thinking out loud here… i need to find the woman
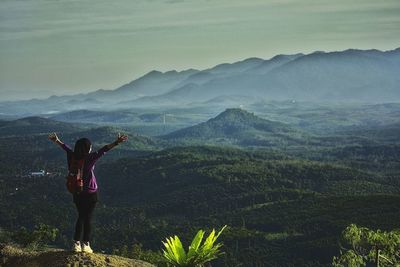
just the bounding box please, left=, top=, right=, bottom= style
left=48, top=132, right=128, bottom=253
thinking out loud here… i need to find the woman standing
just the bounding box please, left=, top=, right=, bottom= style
left=48, top=132, right=128, bottom=253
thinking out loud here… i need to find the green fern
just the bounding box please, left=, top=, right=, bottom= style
left=162, top=225, right=227, bottom=267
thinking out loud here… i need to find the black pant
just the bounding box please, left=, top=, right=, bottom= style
left=73, top=192, right=98, bottom=242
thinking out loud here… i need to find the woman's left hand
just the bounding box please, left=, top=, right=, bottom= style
left=116, top=133, right=128, bottom=144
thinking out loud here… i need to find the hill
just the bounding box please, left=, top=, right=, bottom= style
left=0, top=117, right=159, bottom=152
left=337, top=122, right=400, bottom=144
left=0, top=244, right=155, bottom=267
left=161, top=108, right=306, bottom=146
left=63, top=126, right=161, bottom=151
left=0, top=117, right=88, bottom=137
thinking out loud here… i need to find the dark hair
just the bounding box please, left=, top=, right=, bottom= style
left=74, top=138, right=92, bottom=160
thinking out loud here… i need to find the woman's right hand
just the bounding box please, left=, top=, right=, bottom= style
left=48, top=132, right=60, bottom=143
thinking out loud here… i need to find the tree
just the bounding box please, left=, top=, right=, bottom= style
left=333, top=224, right=400, bottom=267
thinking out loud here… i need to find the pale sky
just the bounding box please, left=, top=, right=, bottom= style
left=1, top=0, right=399, bottom=100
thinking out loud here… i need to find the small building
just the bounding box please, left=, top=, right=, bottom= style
left=30, top=170, right=46, bottom=177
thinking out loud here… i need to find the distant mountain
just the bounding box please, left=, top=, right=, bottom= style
left=258, top=49, right=400, bottom=102
left=0, top=116, right=87, bottom=137
left=1, top=48, right=399, bottom=116
left=161, top=108, right=305, bottom=146
left=0, top=69, right=199, bottom=115
left=248, top=53, right=304, bottom=74
left=206, top=57, right=265, bottom=75
left=85, top=69, right=199, bottom=103
left=135, top=48, right=400, bottom=104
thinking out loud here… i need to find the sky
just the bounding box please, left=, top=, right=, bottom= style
left=1, top=0, right=399, bottom=101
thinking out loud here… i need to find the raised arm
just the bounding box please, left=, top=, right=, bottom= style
left=48, top=132, right=72, bottom=153
left=91, top=133, right=129, bottom=162
left=105, top=132, right=128, bottom=150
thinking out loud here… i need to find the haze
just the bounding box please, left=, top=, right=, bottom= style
left=1, top=0, right=399, bottom=100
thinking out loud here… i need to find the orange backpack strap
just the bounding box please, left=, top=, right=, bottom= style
left=66, top=154, right=85, bottom=194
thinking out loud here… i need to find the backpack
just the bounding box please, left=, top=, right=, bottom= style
left=65, top=155, right=85, bottom=194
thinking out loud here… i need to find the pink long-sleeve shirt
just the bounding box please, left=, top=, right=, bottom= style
left=61, top=143, right=110, bottom=193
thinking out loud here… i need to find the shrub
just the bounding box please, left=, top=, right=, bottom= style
left=162, top=225, right=227, bottom=267
left=13, top=223, right=58, bottom=250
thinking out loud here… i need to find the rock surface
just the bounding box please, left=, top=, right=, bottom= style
left=0, top=244, right=156, bottom=267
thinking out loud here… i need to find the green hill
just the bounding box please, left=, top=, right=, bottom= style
left=162, top=108, right=306, bottom=146
left=0, top=117, right=162, bottom=152
left=340, top=122, right=400, bottom=144
left=63, top=126, right=161, bottom=151
left=0, top=116, right=88, bottom=137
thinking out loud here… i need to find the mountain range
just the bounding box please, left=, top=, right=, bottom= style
left=1, top=48, right=399, bottom=116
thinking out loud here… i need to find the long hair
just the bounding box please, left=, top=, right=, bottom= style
left=74, top=138, right=91, bottom=160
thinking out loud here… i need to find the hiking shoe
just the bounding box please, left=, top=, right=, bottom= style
left=72, top=240, right=81, bottom=252
left=82, top=242, right=93, bottom=253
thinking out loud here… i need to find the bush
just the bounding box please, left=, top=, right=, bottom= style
left=13, top=223, right=58, bottom=250
left=162, top=225, right=227, bottom=267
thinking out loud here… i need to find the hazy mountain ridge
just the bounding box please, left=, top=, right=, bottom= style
left=247, top=53, right=304, bottom=74
left=116, top=48, right=400, bottom=106
left=1, top=48, right=399, bottom=116
left=93, top=69, right=199, bottom=101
